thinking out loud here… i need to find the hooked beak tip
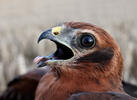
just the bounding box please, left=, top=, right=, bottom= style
left=37, top=29, right=52, bottom=44
left=37, top=39, right=41, bottom=44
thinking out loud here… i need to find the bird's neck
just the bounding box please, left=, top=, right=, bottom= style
left=35, top=68, right=124, bottom=100
left=59, top=67, right=124, bottom=92
left=35, top=70, right=70, bottom=100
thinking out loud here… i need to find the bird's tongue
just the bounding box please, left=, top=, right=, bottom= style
left=33, top=56, right=50, bottom=67
left=33, top=56, right=49, bottom=64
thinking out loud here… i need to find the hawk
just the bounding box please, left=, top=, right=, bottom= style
left=0, top=22, right=136, bottom=100
left=35, top=22, right=137, bottom=100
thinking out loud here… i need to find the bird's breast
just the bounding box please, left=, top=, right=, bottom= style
left=35, top=71, right=71, bottom=100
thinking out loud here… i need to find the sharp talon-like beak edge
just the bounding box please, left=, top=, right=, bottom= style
left=37, top=29, right=52, bottom=44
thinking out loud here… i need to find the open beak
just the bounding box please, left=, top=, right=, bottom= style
left=34, top=27, right=74, bottom=68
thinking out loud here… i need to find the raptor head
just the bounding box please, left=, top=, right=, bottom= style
left=34, top=22, right=124, bottom=92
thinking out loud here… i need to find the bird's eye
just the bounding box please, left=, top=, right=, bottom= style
left=79, top=34, right=95, bottom=48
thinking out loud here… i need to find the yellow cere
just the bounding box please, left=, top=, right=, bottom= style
left=52, top=26, right=62, bottom=35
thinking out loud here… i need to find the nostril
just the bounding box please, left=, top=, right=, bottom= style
left=53, top=32, right=59, bottom=35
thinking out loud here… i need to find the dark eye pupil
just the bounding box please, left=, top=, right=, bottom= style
left=80, top=35, right=95, bottom=48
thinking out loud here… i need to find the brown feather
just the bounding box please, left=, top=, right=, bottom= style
left=0, top=67, right=49, bottom=100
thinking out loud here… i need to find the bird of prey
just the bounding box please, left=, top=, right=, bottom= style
left=35, top=22, right=137, bottom=100
left=0, top=22, right=137, bottom=100
left=0, top=69, right=137, bottom=100
left=0, top=70, right=137, bottom=100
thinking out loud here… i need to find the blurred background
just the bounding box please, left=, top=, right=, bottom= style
left=0, top=0, right=137, bottom=94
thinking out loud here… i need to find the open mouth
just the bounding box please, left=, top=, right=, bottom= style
left=34, top=40, right=74, bottom=67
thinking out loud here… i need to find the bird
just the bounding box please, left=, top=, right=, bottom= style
left=0, top=22, right=137, bottom=100
left=34, top=22, right=137, bottom=100
left=0, top=68, right=137, bottom=100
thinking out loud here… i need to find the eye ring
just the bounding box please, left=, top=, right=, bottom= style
left=78, top=33, right=96, bottom=49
